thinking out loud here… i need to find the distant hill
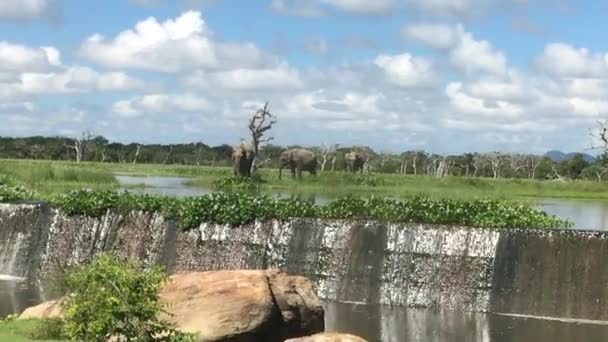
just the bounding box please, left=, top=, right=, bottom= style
left=545, top=150, right=596, bottom=163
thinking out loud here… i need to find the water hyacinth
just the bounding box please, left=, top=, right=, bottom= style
left=0, top=185, right=35, bottom=203
left=24, top=189, right=571, bottom=230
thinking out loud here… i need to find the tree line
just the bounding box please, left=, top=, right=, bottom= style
left=1, top=135, right=607, bottom=181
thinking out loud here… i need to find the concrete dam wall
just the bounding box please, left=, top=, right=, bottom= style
left=1, top=202, right=607, bottom=321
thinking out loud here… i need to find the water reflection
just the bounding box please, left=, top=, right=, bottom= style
left=0, top=280, right=44, bottom=318
left=115, top=174, right=212, bottom=198
left=536, top=198, right=608, bottom=231
left=324, top=302, right=608, bottom=342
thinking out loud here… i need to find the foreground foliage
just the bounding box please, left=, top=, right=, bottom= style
left=61, top=254, right=196, bottom=341
left=46, top=188, right=572, bottom=229
left=0, top=316, right=66, bottom=341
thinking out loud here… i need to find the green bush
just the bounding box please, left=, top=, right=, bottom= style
left=61, top=253, right=192, bottom=341
left=41, top=189, right=573, bottom=229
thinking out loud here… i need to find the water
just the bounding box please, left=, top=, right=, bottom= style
left=115, top=173, right=212, bottom=198
left=537, top=198, right=608, bottom=231
left=3, top=286, right=608, bottom=342
left=323, top=302, right=608, bottom=342
left=114, top=174, right=608, bottom=231
left=0, top=279, right=45, bottom=318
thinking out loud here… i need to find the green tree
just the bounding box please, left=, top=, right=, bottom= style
left=560, top=154, right=589, bottom=180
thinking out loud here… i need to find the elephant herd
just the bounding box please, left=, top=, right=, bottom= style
left=231, top=141, right=368, bottom=179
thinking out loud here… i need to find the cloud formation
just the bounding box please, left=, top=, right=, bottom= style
left=0, top=0, right=58, bottom=22
left=79, top=11, right=275, bottom=72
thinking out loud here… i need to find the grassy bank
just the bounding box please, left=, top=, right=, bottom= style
left=2, top=158, right=608, bottom=201
left=0, top=319, right=66, bottom=342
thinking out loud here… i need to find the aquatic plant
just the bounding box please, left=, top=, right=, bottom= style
left=45, top=189, right=572, bottom=230
left=0, top=185, right=35, bottom=202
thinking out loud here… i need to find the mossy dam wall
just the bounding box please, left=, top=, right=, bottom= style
left=1, top=202, right=607, bottom=321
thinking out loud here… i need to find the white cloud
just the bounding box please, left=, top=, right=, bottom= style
left=19, top=67, right=148, bottom=94
left=407, top=0, right=483, bottom=17
left=404, top=23, right=507, bottom=76
left=270, top=0, right=395, bottom=16
left=445, top=82, right=523, bottom=118
left=183, top=64, right=304, bottom=91
left=402, top=23, right=458, bottom=50
left=0, top=42, right=62, bottom=73
left=536, top=43, right=608, bottom=78
left=320, top=0, right=395, bottom=15
left=112, top=94, right=211, bottom=118
left=374, top=53, right=436, bottom=87
left=0, top=0, right=56, bottom=21
left=79, top=11, right=275, bottom=72
left=270, top=0, right=326, bottom=17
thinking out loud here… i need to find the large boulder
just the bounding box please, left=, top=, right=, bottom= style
left=285, top=332, right=368, bottom=342
left=160, top=270, right=281, bottom=341
left=19, top=300, right=62, bottom=320
left=19, top=270, right=325, bottom=342
left=266, top=270, right=325, bottom=340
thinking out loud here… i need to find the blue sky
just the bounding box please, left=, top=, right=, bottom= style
left=1, top=0, right=607, bottom=154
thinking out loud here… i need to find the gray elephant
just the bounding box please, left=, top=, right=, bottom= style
left=345, top=151, right=367, bottom=173
left=232, top=142, right=255, bottom=177
left=279, top=148, right=318, bottom=179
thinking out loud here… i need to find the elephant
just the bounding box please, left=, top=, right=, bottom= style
left=278, top=148, right=318, bottom=179
left=231, top=142, right=255, bottom=177
left=345, top=151, right=367, bottom=173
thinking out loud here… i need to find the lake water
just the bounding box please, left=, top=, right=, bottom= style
left=3, top=280, right=608, bottom=342
left=115, top=174, right=608, bottom=231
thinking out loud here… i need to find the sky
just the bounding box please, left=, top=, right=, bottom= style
left=1, top=0, right=607, bottom=154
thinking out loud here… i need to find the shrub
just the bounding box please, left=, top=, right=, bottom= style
left=61, top=253, right=188, bottom=341
left=28, top=318, right=67, bottom=340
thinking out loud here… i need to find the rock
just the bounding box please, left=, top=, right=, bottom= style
left=265, top=269, right=324, bottom=340
left=160, top=270, right=281, bottom=341
left=285, top=332, right=368, bottom=342
left=19, top=300, right=63, bottom=320
left=18, top=270, right=325, bottom=342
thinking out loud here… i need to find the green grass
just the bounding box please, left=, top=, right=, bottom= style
left=0, top=159, right=118, bottom=197
left=192, top=170, right=608, bottom=202
left=3, top=158, right=608, bottom=202
left=0, top=319, right=67, bottom=342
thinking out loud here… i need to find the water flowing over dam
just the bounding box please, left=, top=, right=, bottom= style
left=1, top=201, right=608, bottom=324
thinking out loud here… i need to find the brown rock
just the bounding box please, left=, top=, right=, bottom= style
left=285, top=332, right=368, bottom=342
left=160, top=270, right=281, bottom=341
left=19, top=300, right=63, bottom=320
left=18, top=270, right=326, bottom=342
left=266, top=269, right=324, bottom=340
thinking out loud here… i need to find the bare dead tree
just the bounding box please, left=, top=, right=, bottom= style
left=163, top=145, right=174, bottom=165
left=552, top=165, right=566, bottom=181
left=487, top=152, right=505, bottom=179
left=525, top=155, right=543, bottom=179
left=589, top=120, right=608, bottom=151
left=319, top=143, right=339, bottom=172
left=65, top=131, right=93, bottom=163
left=248, top=102, right=277, bottom=171
left=132, top=144, right=143, bottom=164
left=508, top=154, right=527, bottom=176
